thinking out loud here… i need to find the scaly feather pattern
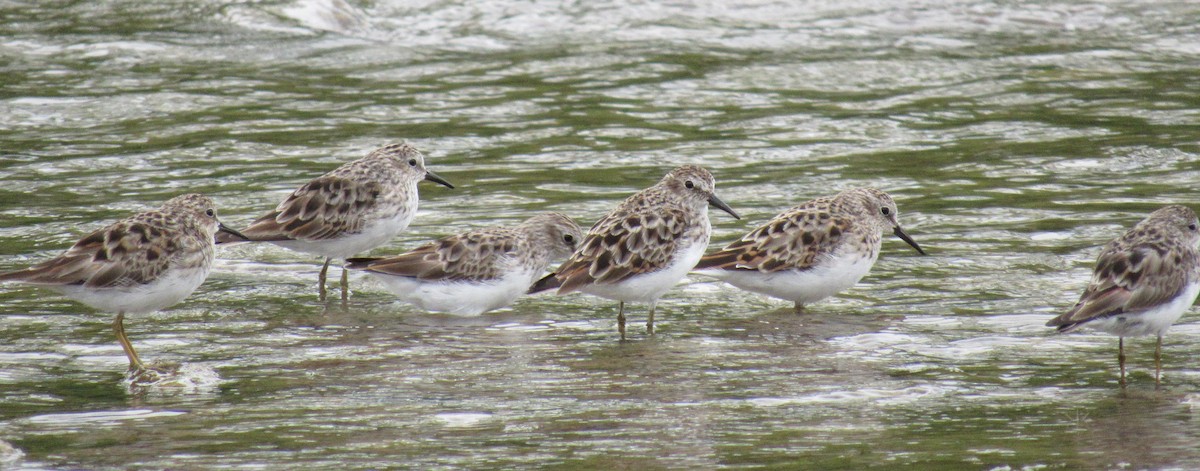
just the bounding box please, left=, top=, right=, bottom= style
left=1048, top=205, right=1200, bottom=333
left=696, top=196, right=854, bottom=273
left=348, top=212, right=580, bottom=283
left=0, top=194, right=230, bottom=289
left=545, top=165, right=733, bottom=296
left=215, top=142, right=453, bottom=301
left=346, top=213, right=582, bottom=315
left=232, top=143, right=449, bottom=245
left=0, top=193, right=245, bottom=373
left=696, top=188, right=923, bottom=274
left=692, top=188, right=924, bottom=308
left=529, top=165, right=738, bottom=339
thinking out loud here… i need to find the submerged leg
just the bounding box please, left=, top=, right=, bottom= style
left=646, top=302, right=656, bottom=335
left=1155, top=335, right=1163, bottom=388
left=617, top=301, right=626, bottom=341
left=318, top=257, right=331, bottom=301
left=1118, top=337, right=1127, bottom=388
left=340, top=265, right=349, bottom=305
left=113, top=312, right=146, bottom=372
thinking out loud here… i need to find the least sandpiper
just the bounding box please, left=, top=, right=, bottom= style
left=694, top=188, right=925, bottom=310
left=0, top=194, right=247, bottom=374
left=345, top=212, right=582, bottom=315
left=529, top=165, right=740, bottom=340
left=1046, top=205, right=1200, bottom=387
left=222, top=143, right=454, bottom=302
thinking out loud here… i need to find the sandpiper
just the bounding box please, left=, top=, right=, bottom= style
left=346, top=212, right=582, bottom=315
left=694, top=188, right=925, bottom=310
left=0, top=194, right=247, bottom=374
left=1047, top=205, right=1200, bottom=387
left=529, top=165, right=740, bottom=340
left=221, top=143, right=453, bottom=302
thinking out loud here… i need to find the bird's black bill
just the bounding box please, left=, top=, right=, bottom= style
left=893, top=226, right=926, bottom=255
left=424, top=170, right=455, bottom=189
left=218, top=223, right=250, bottom=241
left=708, top=194, right=740, bottom=220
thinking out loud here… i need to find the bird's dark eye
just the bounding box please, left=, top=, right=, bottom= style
left=1190, top=223, right=1197, bottom=231
left=685, top=180, right=694, bottom=189
left=205, top=209, right=215, bottom=217
left=881, top=207, right=891, bottom=216
left=408, top=158, right=418, bottom=166
left=563, top=234, right=575, bottom=244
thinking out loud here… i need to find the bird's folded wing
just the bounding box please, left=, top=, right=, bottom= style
left=241, top=176, right=383, bottom=242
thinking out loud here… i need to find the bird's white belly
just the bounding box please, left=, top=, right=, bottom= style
left=369, top=265, right=539, bottom=316
left=54, top=267, right=211, bottom=314
left=1086, top=281, right=1200, bottom=338
left=582, top=242, right=707, bottom=304
left=699, top=252, right=877, bottom=305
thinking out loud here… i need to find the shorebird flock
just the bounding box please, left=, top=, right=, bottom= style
left=2, top=143, right=1197, bottom=389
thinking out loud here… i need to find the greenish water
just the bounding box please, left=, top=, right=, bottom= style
left=4, top=0, right=1200, bottom=468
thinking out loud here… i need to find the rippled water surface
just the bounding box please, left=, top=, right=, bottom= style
left=4, top=0, right=1200, bottom=469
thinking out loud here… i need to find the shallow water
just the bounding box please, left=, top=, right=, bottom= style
left=3, top=0, right=1200, bottom=468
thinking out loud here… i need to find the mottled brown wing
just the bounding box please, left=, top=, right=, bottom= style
left=0, top=221, right=177, bottom=288
left=554, top=207, right=688, bottom=293
left=241, top=176, right=382, bottom=242
left=696, top=205, right=849, bottom=273
left=1049, top=243, right=1189, bottom=329
left=352, top=231, right=517, bottom=282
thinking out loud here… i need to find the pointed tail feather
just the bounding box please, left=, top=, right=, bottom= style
left=694, top=249, right=751, bottom=272
left=1045, top=307, right=1087, bottom=333
left=693, top=252, right=731, bottom=271
left=1046, top=296, right=1099, bottom=334
left=0, top=269, right=31, bottom=283
left=1045, top=316, right=1085, bottom=334
left=528, top=272, right=562, bottom=294
left=215, top=230, right=248, bottom=245
left=345, top=257, right=384, bottom=270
